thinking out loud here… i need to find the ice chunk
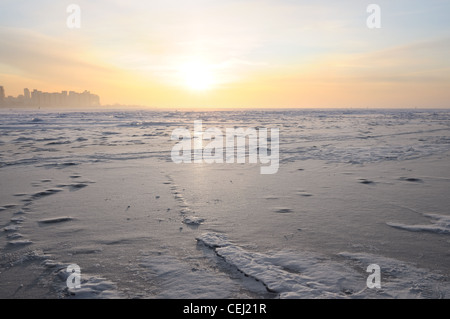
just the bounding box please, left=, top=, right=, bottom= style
left=183, top=216, right=205, bottom=226
left=387, top=213, right=450, bottom=235
left=39, top=216, right=74, bottom=224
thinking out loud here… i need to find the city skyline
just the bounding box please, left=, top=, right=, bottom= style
left=0, top=1, right=449, bottom=108
left=0, top=86, right=100, bottom=108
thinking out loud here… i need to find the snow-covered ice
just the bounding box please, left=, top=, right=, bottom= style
left=1, top=108, right=450, bottom=298
left=387, top=213, right=450, bottom=234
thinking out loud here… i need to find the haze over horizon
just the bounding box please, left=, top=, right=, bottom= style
left=1, top=0, right=449, bottom=109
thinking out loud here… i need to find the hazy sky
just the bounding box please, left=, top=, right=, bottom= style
left=1, top=0, right=449, bottom=108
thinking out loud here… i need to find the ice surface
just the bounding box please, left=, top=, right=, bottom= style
left=197, top=232, right=362, bottom=298
left=338, top=252, right=450, bottom=298
left=139, top=250, right=240, bottom=299
left=198, top=233, right=450, bottom=298
left=0, top=109, right=449, bottom=299
left=59, top=272, right=123, bottom=299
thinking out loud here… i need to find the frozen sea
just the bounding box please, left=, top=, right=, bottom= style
left=0, top=108, right=449, bottom=299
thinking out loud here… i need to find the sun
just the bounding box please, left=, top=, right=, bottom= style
left=180, top=61, right=214, bottom=91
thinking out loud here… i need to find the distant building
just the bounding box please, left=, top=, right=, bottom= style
left=0, top=86, right=5, bottom=106
left=0, top=86, right=101, bottom=108
left=24, top=88, right=30, bottom=100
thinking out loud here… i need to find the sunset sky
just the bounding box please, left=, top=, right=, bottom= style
left=0, top=0, right=449, bottom=108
